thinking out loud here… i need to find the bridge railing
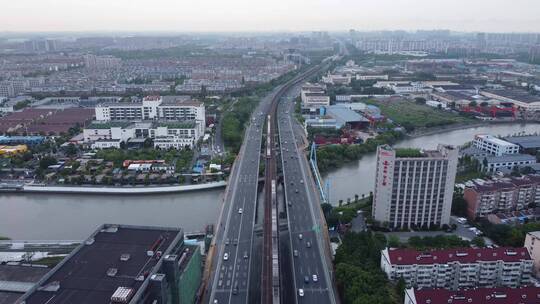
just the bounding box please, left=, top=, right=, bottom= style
left=309, top=142, right=328, bottom=204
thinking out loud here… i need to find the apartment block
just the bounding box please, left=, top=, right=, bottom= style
left=524, top=231, right=540, bottom=278
left=464, top=175, right=540, bottom=220
left=84, top=54, right=122, bottom=70
left=473, top=134, right=520, bottom=156
left=404, top=286, right=540, bottom=304
left=373, top=145, right=458, bottom=229
left=381, top=247, right=533, bottom=290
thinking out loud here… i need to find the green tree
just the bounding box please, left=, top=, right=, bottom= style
left=64, top=143, right=78, bottom=157
left=387, top=235, right=401, bottom=248
left=472, top=237, right=486, bottom=247
left=39, top=156, right=58, bottom=170
left=395, top=277, right=407, bottom=303
left=451, top=193, right=468, bottom=217
left=414, top=97, right=426, bottom=104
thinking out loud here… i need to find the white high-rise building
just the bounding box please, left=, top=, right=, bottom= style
left=373, top=144, right=458, bottom=229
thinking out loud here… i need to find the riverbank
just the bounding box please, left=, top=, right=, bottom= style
left=323, top=122, right=540, bottom=203
left=1, top=181, right=226, bottom=195
left=407, top=119, right=538, bottom=138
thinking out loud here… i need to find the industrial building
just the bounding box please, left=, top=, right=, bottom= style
left=300, top=83, right=330, bottom=111
left=95, top=96, right=205, bottom=135
left=84, top=121, right=201, bottom=150
left=505, top=135, right=540, bottom=153
left=482, top=153, right=536, bottom=173
left=19, top=224, right=202, bottom=304
left=373, top=145, right=458, bottom=229
left=304, top=105, right=370, bottom=129
left=0, top=264, right=49, bottom=304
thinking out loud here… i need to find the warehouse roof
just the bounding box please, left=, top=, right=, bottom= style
left=21, top=224, right=183, bottom=304
left=505, top=135, right=540, bottom=149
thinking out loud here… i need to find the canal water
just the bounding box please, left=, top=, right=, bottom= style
left=323, top=123, right=540, bottom=204
left=0, top=190, right=223, bottom=240
left=1, top=123, right=538, bottom=239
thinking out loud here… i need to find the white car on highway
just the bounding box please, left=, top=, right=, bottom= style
left=223, top=253, right=229, bottom=261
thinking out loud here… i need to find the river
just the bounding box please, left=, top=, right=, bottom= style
left=323, top=123, right=540, bottom=204
left=1, top=123, right=539, bottom=240
left=0, top=190, right=223, bottom=240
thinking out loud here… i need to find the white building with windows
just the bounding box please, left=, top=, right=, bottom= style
left=482, top=154, right=536, bottom=173
left=381, top=247, right=533, bottom=290
left=83, top=121, right=201, bottom=149
left=373, top=145, right=458, bottom=229
left=300, top=83, right=330, bottom=110
left=95, top=95, right=205, bottom=135
left=473, top=134, right=520, bottom=156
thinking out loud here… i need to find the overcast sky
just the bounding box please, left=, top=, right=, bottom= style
left=1, top=0, right=539, bottom=33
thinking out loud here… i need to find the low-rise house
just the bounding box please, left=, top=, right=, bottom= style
left=487, top=208, right=540, bottom=225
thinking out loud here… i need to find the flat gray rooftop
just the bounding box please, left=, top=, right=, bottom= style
left=505, top=135, right=540, bottom=149
left=22, top=225, right=182, bottom=304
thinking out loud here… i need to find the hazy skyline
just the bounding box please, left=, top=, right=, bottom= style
left=1, top=0, right=539, bottom=33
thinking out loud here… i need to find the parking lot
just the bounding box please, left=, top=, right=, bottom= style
left=383, top=216, right=489, bottom=244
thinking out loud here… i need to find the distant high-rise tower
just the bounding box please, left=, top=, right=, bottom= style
left=476, top=32, right=487, bottom=50
left=372, top=144, right=458, bottom=229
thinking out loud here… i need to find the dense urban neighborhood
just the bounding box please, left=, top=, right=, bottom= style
left=1, top=11, right=540, bottom=304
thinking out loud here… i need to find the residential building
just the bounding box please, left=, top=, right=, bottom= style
left=404, top=287, right=540, bottom=304
left=373, top=144, right=459, bottom=229
left=473, top=135, right=520, bottom=156
left=381, top=247, right=533, bottom=290
left=464, top=175, right=540, bottom=220
left=19, top=224, right=202, bottom=304
left=95, top=95, right=205, bottom=135
left=0, top=82, right=15, bottom=98
left=525, top=231, right=540, bottom=278
left=84, top=54, right=121, bottom=70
